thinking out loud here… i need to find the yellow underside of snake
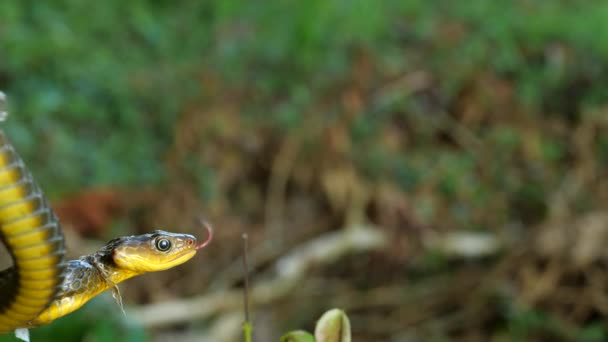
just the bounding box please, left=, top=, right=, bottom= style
left=0, top=130, right=211, bottom=333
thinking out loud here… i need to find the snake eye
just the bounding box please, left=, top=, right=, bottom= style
left=155, top=238, right=172, bottom=252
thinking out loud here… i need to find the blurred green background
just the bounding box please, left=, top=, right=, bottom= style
left=2, top=1, right=608, bottom=341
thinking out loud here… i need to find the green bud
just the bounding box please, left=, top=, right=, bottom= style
left=314, top=309, right=351, bottom=342
left=280, top=330, right=316, bottom=342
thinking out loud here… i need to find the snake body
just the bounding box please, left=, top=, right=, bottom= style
left=0, top=127, right=208, bottom=333
left=0, top=130, right=66, bottom=333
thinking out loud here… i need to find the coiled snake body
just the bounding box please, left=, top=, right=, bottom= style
left=0, top=129, right=209, bottom=333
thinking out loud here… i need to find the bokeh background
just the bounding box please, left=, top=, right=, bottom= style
left=2, top=1, right=608, bottom=341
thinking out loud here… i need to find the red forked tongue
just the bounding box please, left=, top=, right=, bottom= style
left=196, top=218, right=214, bottom=250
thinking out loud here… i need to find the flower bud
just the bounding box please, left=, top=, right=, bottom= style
left=314, top=309, right=351, bottom=342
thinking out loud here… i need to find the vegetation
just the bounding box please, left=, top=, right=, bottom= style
left=2, top=1, right=608, bottom=340
left=281, top=309, right=351, bottom=342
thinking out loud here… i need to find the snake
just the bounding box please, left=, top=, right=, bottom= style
left=0, top=125, right=212, bottom=333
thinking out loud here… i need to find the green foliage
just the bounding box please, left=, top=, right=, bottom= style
left=578, top=323, right=608, bottom=342
left=2, top=0, right=607, bottom=201
left=281, top=309, right=351, bottom=342
left=500, top=306, right=608, bottom=341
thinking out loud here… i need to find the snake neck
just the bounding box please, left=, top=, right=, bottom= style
left=29, top=240, right=139, bottom=327
left=85, top=237, right=140, bottom=286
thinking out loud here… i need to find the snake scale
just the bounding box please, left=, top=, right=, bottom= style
left=0, top=103, right=211, bottom=333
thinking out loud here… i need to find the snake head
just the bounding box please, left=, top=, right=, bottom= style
left=111, top=230, right=198, bottom=273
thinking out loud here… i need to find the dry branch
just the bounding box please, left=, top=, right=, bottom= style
left=128, top=225, right=387, bottom=327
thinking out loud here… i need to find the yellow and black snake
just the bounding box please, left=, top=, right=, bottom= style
left=0, top=126, right=211, bottom=333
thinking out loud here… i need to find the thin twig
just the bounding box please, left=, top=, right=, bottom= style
left=242, top=233, right=250, bottom=322
left=265, top=136, right=299, bottom=245
left=242, top=233, right=252, bottom=342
